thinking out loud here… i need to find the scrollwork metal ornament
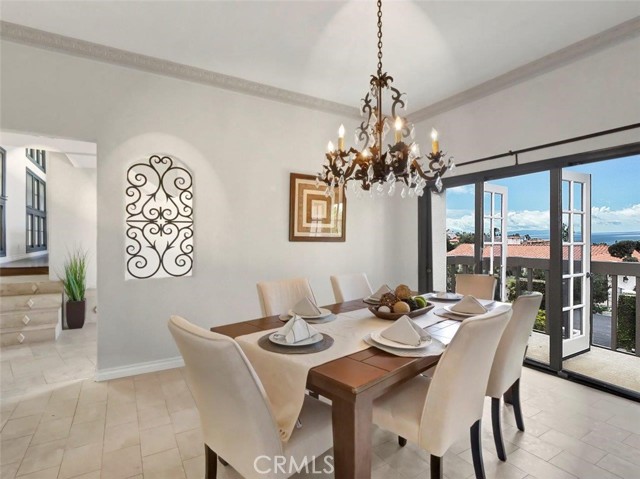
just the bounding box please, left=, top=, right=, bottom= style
left=125, top=155, right=193, bottom=280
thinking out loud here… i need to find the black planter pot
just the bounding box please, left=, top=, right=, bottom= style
left=66, top=300, right=86, bottom=329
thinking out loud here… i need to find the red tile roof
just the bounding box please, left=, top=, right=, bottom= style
left=448, top=243, right=640, bottom=262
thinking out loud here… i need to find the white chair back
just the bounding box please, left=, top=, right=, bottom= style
left=455, top=274, right=497, bottom=300
left=257, top=278, right=316, bottom=316
left=168, top=316, right=283, bottom=477
left=330, top=273, right=373, bottom=303
left=420, top=306, right=512, bottom=456
left=486, top=292, right=543, bottom=398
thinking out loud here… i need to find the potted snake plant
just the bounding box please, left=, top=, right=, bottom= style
left=61, top=249, right=88, bottom=329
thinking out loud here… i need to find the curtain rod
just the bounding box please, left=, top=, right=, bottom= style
left=455, top=123, right=640, bottom=168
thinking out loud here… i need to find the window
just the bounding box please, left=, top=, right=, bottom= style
left=26, top=148, right=46, bottom=172
left=0, top=147, right=6, bottom=257
left=26, top=170, right=47, bottom=252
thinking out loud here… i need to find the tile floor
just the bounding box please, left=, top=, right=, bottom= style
left=1, top=326, right=640, bottom=478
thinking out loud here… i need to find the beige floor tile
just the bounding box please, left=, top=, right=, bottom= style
left=17, top=439, right=66, bottom=477
left=170, top=407, right=200, bottom=434
left=48, top=382, right=83, bottom=402
left=137, top=402, right=171, bottom=430
left=66, top=418, right=105, bottom=448
left=597, top=453, right=639, bottom=479
left=101, top=444, right=142, bottom=479
left=103, top=421, right=140, bottom=453
left=140, top=423, right=178, bottom=457
left=105, top=401, right=137, bottom=428
left=458, top=448, right=527, bottom=479
left=9, top=394, right=50, bottom=420
left=182, top=455, right=204, bottom=479
left=582, top=430, right=640, bottom=466
left=538, top=429, right=607, bottom=464
left=31, top=416, right=73, bottom=445
left=176, top=427, right=204, bottom=461
left=142, top=447, right=186, bottom=478
left=0, top=461, right=19, bottom=479
left=0, top=434, right=31, bottom=465
left=550, top=450, right=620, bottom=479
left=507, top=449, right=576, bottom=479
left=623, top=433, right=640, bottom=451
left=14, top=464, right=60, bottom=478
left=58, top=442, right=103, bottom=479
left=502, top=426, right=563, bottom=461
left=73, top=401, right=106, bottom=425
left=41, top=397, right=78, bottom=421
left=164, top=389, right=195, bottom=414
left=67, top=471, right=100, bottom=479
left=107, top=378, right=136, bottom=405
left=1, top=413, right=41, bottom=439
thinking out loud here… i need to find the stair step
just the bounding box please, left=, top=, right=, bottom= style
left=0, top=308, right=61, bottom=329
left=0, top=324, right=58, bottom=346
left=0, top=281, right=64, bottom=297
left=0, top=293, right=62, bottom=312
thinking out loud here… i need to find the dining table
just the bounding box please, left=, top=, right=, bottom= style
left=211, top=297, right=505, bottom=479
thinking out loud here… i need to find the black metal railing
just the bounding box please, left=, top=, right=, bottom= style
left=446, top=254, right=639, bottom=356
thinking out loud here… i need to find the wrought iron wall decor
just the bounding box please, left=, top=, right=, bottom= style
left=125, top=155, right=193, bottom=280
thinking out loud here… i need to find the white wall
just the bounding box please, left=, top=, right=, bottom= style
left=410, top=36, right=640, bottom=290
left=0, top=41, right=411, bottom=374
left=46, top=152, right=97, bottom=289
left=0, top=147, right=47, bottom=263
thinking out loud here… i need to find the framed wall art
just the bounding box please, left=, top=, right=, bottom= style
left=289, top=173, right=346, bottom=242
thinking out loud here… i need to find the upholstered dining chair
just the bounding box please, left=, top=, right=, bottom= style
left=168, top=316, right=333, bottom=479
left=373, top=306, right=512, bottom=479
left=487, top=292, right=543, bottom=461
left=330, top=273, right=373, bottom=303
left=455, top=274, right=497, bottom=300
left=256, top=277, right=316, bottom=317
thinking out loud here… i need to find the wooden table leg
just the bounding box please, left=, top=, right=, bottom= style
left=331, top=395, right=373, bottom=479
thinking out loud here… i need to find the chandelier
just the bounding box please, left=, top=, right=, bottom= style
left=318, top=0, right=453, bottom=198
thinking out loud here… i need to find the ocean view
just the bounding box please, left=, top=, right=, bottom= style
left=511, top=230, right=640, bottom=245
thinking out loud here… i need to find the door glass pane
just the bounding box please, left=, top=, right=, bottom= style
left=446, top=184, right=476, bottom=292
left=494, top=223, right=502, bottom=241
left=562, top=278, right=570, bottom=307
left=494, top=193, right=503, bottom=216
left=573, top=276, right=583, bottom=304
left=573, top=308, right=583, bottom=335
left=574, top=246, right=583, bottom=273
left=573, top=214, right=583, bottom=243
left=562, top=180, right=570, bottom=210
left=484, top=192, right=492, bottom=216
left=573, top=182, right=583, bottom=211
left=26, top=177, right=33, bottom=208
left=562, top=310, right=570, bottom=339
left=484, top=218, right=492, bottom=242
left=562, top=213, right=570, bottom=242
left=562, top=246, right=570, bottom=274
left=40, top=185, right=46, bottom=211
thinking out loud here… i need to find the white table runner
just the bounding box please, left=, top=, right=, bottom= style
left=235, top=304, right=450, bottom=441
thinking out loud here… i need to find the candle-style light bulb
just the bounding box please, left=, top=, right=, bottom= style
left=394, top=116, right=403, bottom=143
left=431, top=128, right=439, bottom=154
left=327, top=141, right=335, bottom=152
left=338, top=124, right=345, bottom=151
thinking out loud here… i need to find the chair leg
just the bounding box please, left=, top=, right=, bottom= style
left=205, top=444, right=217, bottom=479
left=219, top=457, right=229, bottom=467
left=511, top=378, right=525, bottom=432
left=430, top=455, right=443, bottom=479
left=398, top=436, right=407, bottom=447
left=491, top=398, right=507, bottom=461
left=309, top=390, right=319, bottom=399
left=470, top=419, right=486, bottom=479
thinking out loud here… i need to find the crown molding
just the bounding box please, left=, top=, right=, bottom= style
left=0, top=20, right=360, bottom=119
left=409, top=16, right=640, bottom=123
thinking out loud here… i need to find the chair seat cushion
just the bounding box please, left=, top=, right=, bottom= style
left=280, top=395, right=333, bottom=475
left=373, top=375, right=431, bottom=445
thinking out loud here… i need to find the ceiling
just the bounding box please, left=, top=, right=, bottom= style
left=0, top=131, right=97, bottom=168
left=1, top=1, right=638, bottom=113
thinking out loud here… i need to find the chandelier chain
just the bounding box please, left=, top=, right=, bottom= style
left=377, top=0, right=383, bottom=76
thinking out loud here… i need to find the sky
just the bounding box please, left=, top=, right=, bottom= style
left=446, top=154, right=640, bottom=234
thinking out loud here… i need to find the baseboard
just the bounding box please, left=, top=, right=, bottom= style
left=94, top=356, right=184, bottom=381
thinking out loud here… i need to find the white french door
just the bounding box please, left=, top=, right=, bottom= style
left=561, top=171, right=591, bottom=357
left=483, top=184, right=508, bottom=301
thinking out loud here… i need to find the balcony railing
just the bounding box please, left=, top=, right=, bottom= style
left=446, top=254, right=639, bottom=356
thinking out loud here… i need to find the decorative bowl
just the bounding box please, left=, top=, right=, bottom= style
left=368, top=303, right=434, bottom=320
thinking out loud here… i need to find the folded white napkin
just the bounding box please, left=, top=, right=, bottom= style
left=451, top=295, right=487, bottom=315
left=381, top=315, right=430, bottom=347
left=371, top=284, right=392, bottom=300
left=273, top=315, right=319, bottom=344
left=435, top=291, right=456, bottom=299
left=292, top=297, right=322, bottom=316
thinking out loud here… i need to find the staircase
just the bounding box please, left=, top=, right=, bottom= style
left=0, top=278, right=63, bottom=346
